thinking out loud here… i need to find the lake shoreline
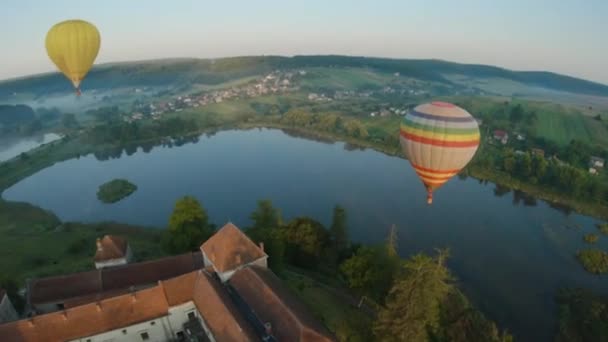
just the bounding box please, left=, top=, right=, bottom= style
left=1, top=121, right=607, bottom=222
left=240, top=122, right=608, bottom=222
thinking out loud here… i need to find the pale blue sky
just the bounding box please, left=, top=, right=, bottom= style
left=1, top=0, right=607, bottom=83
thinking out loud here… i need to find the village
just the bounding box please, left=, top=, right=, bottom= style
left=491, top=129, right=605, bottom=175
left=124, top=70, right=303, bottom=123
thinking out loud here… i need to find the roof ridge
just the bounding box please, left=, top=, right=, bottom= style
left=246, top=267, right=305, bottom=333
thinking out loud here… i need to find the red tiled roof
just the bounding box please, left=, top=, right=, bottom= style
left=230, top=266, right=335, bottom=342
left=493, top=130, right=507, bottom=137
left=201, top=223, right=266, bottom=273
left=29, top=252, right=204, bottom=306
left=0, top=286, right=169, bottom=342
left=102, top=252, right=204, bottom=292
left=6, top=265, right=331, bottom=342
left=192, top=271, right=258, bottom=341
left=63, top=288, right=133, bottom=309
left=161, top=272, right=197, bottom=307
left=29, top=270, right=102, bottom=305
left=94, top=235, right=128, bottom=262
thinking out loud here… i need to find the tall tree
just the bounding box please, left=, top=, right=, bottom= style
left=340, top=245, right=399, bottom=301
left=373, top=249, right=453, bottom=342
left=281, top=217, right=330, bottom=269
left=163, top=196, right=213, bottom=253
left=250, top=199, right=282, bottom=229
left=246, top=227, right=286, bottom=274
left=387, top=224, right=398, bottom=258
left=330, top=205, right=349, bottom=253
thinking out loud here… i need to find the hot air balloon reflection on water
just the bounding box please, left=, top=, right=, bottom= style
left=45, top=20, right=100, bottom=95
left=399, top=102, right=480, bottom=204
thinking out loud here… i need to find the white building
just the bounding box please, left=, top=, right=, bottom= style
left=94, top=235, right=132, bottom=269
left=1, top=223, right=334, bottom=342
left=0, top=289, right=18, bottom=323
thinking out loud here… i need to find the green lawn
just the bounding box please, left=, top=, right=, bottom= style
left=282, top=271, right=373, bottom=342
left=0, top=200, right=164, bottom=283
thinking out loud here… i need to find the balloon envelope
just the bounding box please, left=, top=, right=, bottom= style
left=399, top=102, right=480, bottom=204
left=45, top=20, right=100, bottom=94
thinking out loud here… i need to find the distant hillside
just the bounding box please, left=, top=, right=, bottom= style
left=1, top=55, right=607, bottom=99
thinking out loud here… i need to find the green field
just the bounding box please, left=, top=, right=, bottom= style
left=0, top=200, right=164, bottom=283
left=299, top=67, right=396, bottom=90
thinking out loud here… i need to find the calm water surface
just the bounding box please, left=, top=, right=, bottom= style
left=4, top=129, right=607, bottom=341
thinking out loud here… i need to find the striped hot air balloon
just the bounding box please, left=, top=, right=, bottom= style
left=400, top=102, right=480, bottom=204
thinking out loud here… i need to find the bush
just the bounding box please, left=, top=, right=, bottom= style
left=584, top=233, right=600, bottom=244
left=597, top=223, right=608, bottom=236
left=66, top=238, right=89, bottom=255
left=577, top=249, right=608, bottom=274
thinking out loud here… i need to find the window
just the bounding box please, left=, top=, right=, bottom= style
left=140, top=332, right=150, bottom=341
left=150, top=321, right=155, bottom=326
left=122, top=329, right=127, bottom=334
left=176, top=331, right=185, bottom=340
left=187, top=311, right=196, bottom=320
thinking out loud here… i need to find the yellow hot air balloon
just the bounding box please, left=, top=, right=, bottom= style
left=45, top=20, right=100, bottom=95
left=400, top=102, right=480, bottom=204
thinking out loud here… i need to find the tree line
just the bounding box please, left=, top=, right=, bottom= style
left=471, top=145, right=608, bottom=204
left=162, top=196, right=512, bottom=341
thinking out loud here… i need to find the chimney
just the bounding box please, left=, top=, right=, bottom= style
left=264, top=322, right=272, bottom=336
left=96, top=238, right=103, bottom=252
left=130, top=287, right=137, bottom=302
left=259, top=242, right=264, bottom=252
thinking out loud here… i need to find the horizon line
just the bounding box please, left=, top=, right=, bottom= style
left=1, top=54, right=606, bottom=87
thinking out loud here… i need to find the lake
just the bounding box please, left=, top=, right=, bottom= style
left=3, top=128, right=607, bottom=341
left=0, top=133, right=62, bottom=162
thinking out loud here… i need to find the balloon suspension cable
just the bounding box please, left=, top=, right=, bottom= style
left=75, top=88, right=81, bottom=96
left=426, top=188, right=433, bottom=205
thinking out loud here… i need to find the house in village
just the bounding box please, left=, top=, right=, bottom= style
left=493, top=130, right=509, bottom=145
left=531, top=148, right=545, bottom=158
left=590, top=156, right=605, bottom=169
left=1, top=223, right=334, bottom=342
left=94, top=235, right=132, bottom=270
left=0, top=289, right=18, bottom=323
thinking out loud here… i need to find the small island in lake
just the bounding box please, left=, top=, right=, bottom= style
left=97, top=179, right=137, bottom=203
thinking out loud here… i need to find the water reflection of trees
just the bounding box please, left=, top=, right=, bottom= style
left=548, top=202, right=573, bottom=216
left=512, top=190, right=537, bottom=207
left=92, top=134, right=202, bottom=161
left=343, top=142, right=366, bottom=151
left=281, top=129, right=335, bottom=145
left=493, top=184, right=511, bottom=197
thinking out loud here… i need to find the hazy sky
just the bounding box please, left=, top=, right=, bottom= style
left=1, top=0, right=606, bottom=83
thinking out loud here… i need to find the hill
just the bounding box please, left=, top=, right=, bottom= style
left=1, top=55, right=608, bottom=99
